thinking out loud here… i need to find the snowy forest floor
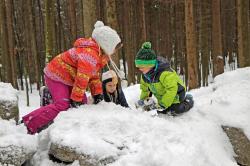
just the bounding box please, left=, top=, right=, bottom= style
left=3, top=67, right=249, bottom=166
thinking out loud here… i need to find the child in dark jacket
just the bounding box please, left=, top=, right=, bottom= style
left=22, top=21, right=122, bottom=134
left=101, top=70, right=129, bottom=107
left=135, top=42, right=194, bottom=115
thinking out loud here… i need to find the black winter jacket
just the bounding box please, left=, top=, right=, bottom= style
left=102, top=83, right=129, bottom=108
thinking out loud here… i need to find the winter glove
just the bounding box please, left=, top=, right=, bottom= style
left=136, top=99, right=145, bottom=108
left=184, top=94, right=194, bottom=109
left=136, top=98, right=158, bottom=111
left=143, top=98, right=158, bottom=111
left=93, top=94, right=103, bottom=104
left=71, top=100, right=83, bottom=108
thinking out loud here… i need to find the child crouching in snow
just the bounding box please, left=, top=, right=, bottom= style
left=135, top=42, right=194, bottom=116
left=101, top=70, right=129, bottom=108
left=21, top=21, right=122, bottom=134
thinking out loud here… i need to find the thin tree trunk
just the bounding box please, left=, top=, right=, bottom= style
left=0, top=0, right=10, bottom=82
left=237, top=0, right=250, bottom=67
left=185, top=0, right=199, bottom=89
left=27, top=0, right=41, bottom=89
left=13, top=0, right=24, bottom=90
left=68, top=0, right=77, bottom=43
left=138, top=0, right=146, bottom=44
left=104, top=0, right=120, bottom=67
left=199, top=0, right=211, bottom=86
left=5, top=0, right=18, bottom=89
left=24, top=56, right=30, bottom=106
left=130, top=0, right=137, bottom=84
left=56, top=0, right=62, bottom=52
left=221, top=0, right=237, bottom=65
left=76, top=0, right=84, bottom=37
left=212, top=0, right=224, bottom=77
left=45, top=0, right=56, bottom=63
left=82, top=0, right=97, bottom=37
left=165, top=2, right=172, bottom=61
left=37, top=0, right=45, bottom=85
left=123, top=0, right=134, bottom=85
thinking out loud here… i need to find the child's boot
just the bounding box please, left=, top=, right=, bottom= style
left=184, top=94, right=194, bottom=111
left=39, top=86, right=52, bottom=106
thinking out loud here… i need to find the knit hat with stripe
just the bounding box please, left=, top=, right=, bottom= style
left=135, top=42, right=157, bottom=67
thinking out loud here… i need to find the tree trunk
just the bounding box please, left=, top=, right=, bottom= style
left=37, top=0, right=45, bottom=85
left=45, top=0, right=56, bottom=63
left=0, top=0, right=10, bottom=82
left=137, top=0, right=146, bottom=45
left=185, top=0, right=199, bottom=89
left=76, top=0, right=84, bottom=37
left=123, top=0, right=135, bottom=85
left=56, top=0, right=63, bottom=52
left=68, top=0, right=77, bottom=43
left=221, top=0, right=237, bottom=66
left=165, top=2, right=173, bottom=61
left=212, top=0, right=224, bottom=77
left=5, top=0, right=18, bottom=89
left=104, top=0, right=120, bottom=67
left=82, top=0, right=97, bottom=37
left=199, top=0, right=211, bottom=86
left=237, top=0, right=250, bottom=67
left=27, top=0, right=41, bottom=89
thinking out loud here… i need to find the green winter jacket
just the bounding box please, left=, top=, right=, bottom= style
left=140, top=59, right=186, bottom=109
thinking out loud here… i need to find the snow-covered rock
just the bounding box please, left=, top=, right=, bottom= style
left=49, top=143, right=114, bottom=166
left=0, top=145, right=35, bottom=166
left=0, top=119, right=38, bottom=166
left=49, top=143, right=79, bottom=162
left=0, top=82, right=19, bottom=123
left=222, top=126, right=250, bottom=166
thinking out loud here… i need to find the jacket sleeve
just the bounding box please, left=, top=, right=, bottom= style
left=118, top=89, right=129, bottom=108
left=159, top=71, right=178, bottom=109
left=70, top=56, right=95, bottom=102
left=87, top=55, right=108, bottom=96
left=140, top=76, right=150, bottom=100
left=88, top=73, right=103, bottom=96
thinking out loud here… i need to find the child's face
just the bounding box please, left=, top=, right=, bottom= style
left=106, top=82, right=117, bottom=93
left=138, top=67, right=152, bottom=74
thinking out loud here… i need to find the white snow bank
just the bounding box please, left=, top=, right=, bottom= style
left=48, top=102, right=236, bottom=166
left=192, top=67, right=250, bottom=138
left=0, top=82, right=18, bottom=103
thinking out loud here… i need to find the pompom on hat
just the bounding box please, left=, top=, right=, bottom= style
left=92, top=21, right=121, bottom=56
left=135, top=42, right=157, bottom=67
left=102, top=70, right=118, bottom=85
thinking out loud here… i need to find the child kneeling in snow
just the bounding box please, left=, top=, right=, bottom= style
left=21, top=21, right=122, bottom=134
left=135, top=42, right=194, bottom=116
left=101, top=70, right=129, bottom=108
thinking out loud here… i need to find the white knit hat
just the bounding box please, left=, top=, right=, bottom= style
left=102, top=70, right=118, bottom=84
left=92, top=21, right=121, bottom=56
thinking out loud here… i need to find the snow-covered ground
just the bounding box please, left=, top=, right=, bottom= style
left=1, top=67, right=250, bottom=166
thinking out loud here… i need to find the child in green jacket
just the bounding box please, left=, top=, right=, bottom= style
left=135, top=42, right=194, bottom=115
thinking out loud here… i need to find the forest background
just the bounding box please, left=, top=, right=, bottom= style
left=1, top=0, right=250, bottom=97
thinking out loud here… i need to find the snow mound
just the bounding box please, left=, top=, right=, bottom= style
left=0, top=119, right=37, bottom=151
left=192, top=67, right=250, bottom=138
left=0, top=82, right=18, bottom=103
left=48, top=102, right=236, bottom=166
